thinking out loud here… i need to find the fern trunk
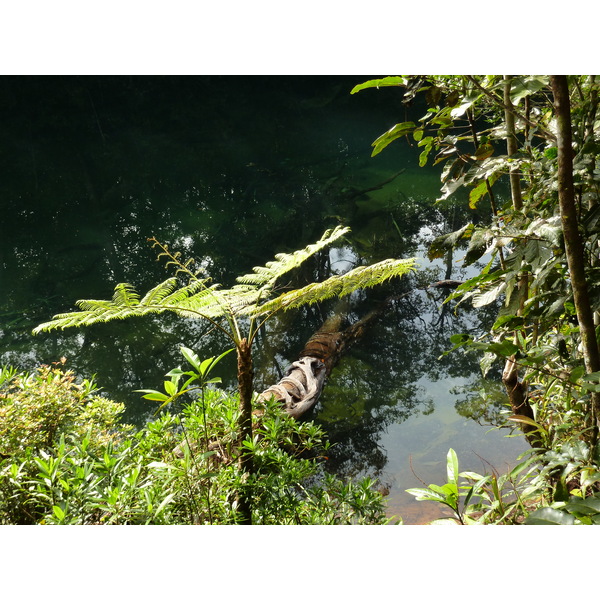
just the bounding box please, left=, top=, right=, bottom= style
left=236, top=338, right=254, bottom=524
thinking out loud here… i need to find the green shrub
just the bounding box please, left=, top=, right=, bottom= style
left=0, top=364, right=388, bottom=525
left=0, top=363, right=131, bottom=461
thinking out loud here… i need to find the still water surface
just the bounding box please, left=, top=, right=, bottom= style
left=0, top=76, right=529, bottom=523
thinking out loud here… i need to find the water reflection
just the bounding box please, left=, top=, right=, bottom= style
left=0, top=76, right=529, bottom=522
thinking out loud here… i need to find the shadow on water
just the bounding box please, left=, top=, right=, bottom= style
left=0, top=76, right=530, bottom=523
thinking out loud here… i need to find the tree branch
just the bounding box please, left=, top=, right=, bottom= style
left=465, top=76, right=556, bottom=143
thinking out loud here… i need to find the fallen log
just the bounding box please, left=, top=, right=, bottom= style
left=259, top=295, right=405, bottom=418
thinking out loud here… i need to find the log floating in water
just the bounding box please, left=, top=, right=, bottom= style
left=259, top=296, right=402, bottom=418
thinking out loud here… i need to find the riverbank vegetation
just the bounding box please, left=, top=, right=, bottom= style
left=351, top=75, right=600, bottom=523
left=2, top=75, right=600, bottom=524
left=0, top=363, right=387, bottom=524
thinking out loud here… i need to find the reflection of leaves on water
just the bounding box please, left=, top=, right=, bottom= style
left=452, top=378, right=512, bottom=428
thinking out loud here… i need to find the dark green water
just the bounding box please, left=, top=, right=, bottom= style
left=0, top=76, right=529, bottom=523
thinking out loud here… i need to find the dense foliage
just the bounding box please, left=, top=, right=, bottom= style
left=0, top=364, right=387, bottom=524
left=353, top=75, right=600, bottom=523
left=5, top=75, right=600, bottom=525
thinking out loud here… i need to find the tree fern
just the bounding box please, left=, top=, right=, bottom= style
left=33, top=225, right=417, bottom=525
left=33, top=279, right=226, bottom=334
left=33, top=226, right=414, bottom=337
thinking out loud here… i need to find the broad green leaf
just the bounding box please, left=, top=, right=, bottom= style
left=563, top=496, right=600, bottom=516
left=371, top=122, right=416, bottom=157
left=569, top=365, right=585, bottom=384
left=524, top=507, right=576, bottom=525
left=468, top=179, right=490, bottom=209
left=181, top=346, right=202, bottom=372
left=446, top=449, right=460, bottom=486
left=450, top=333, right=472, bottom=345
left=163, top=380, right=177, bottom=396
left=52, top=505, right=66, bottom=521
left=450, top=90, right=481, bottom=118
left=510, top=76, right=549, bottom=106
left=468, top=171, right=501, bottom=209
left=471, top=282, right=506, bottom=308
left=350, top=77, right=406, bottom=94
left=525, top=216, right=562, bottom=246
left=199, top=356, right=215, bottom=377
left=405, top=487, right=447, bottom=503
left=138, top=391, right=170, bottom=403
left=469, top=338, right=519, bottom=357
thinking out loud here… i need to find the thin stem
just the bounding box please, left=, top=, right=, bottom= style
left=503, top=75, right=523, bottom=211
left=199, top=387, right=213, bottom=524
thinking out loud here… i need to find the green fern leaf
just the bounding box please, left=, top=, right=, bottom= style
left=139, top=277, right=179, bottom=305
left=235, top=225, right=350, bottom=288
left=253, top=257, right=416, bottom=315
left=112, top=283, right=140, bottom=306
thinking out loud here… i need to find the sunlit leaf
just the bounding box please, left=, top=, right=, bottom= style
left=350, top=77, right=406, bottom=95
left=471, top=282, right=505, bottom=308
left=510, top=76, right=549, bottom=106
left=485, top=339, right=519, bottom=357
left=137, top=391, right=170, bottom=403
left=163, top=380, right=177, bottom=396
left=181, top=346, right=202, bottom=372
left=507, top=415, right=545, bottom=432
left=446, top=449, right=460, bottom=487
left=405, top=487, right=447, bottom=503
left=371, top=122, right=416, bottom=157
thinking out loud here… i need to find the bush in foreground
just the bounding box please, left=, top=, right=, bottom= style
left=0, top=364, right=388, bottom=525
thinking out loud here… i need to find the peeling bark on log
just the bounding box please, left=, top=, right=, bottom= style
left=259, top=296, right=402, bottom=418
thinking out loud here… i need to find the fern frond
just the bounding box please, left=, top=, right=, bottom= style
left=112, top=283, right=140, bottom=306
left=252, top=257, right=417, bottom=315
left=235, top=225, right=350, bottom=288
left=139, top=277, right=179, bottom=305
left=33, top=279, right=225, bottom=334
